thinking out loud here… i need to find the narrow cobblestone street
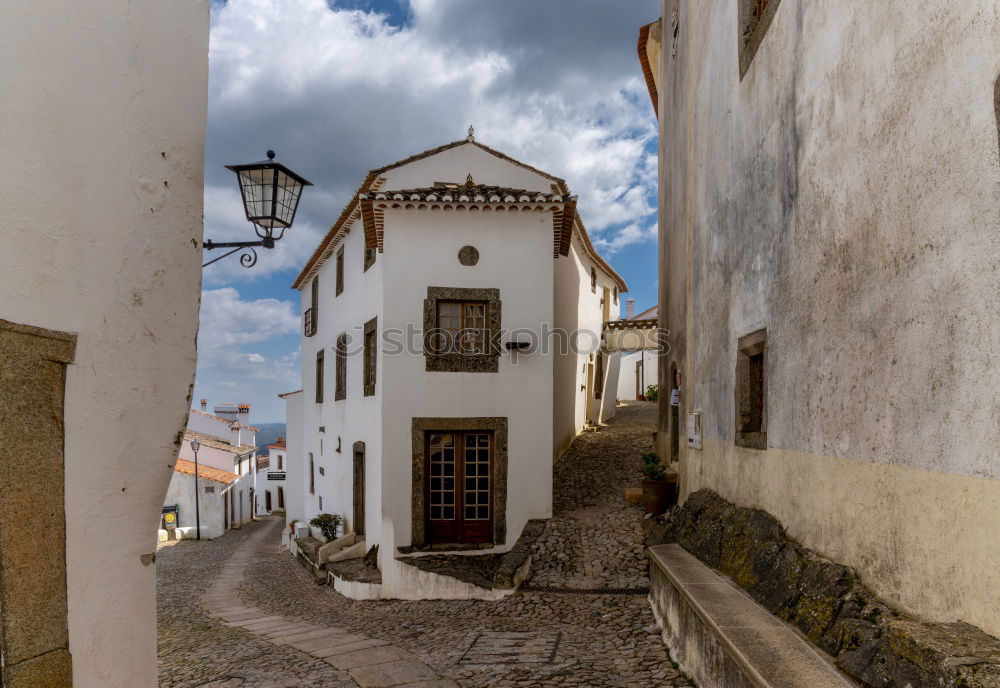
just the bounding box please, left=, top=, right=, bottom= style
left=157, top=402, right=692, bottom=687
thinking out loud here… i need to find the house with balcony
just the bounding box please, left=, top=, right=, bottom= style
left=281, top=132, right=627, bottom=598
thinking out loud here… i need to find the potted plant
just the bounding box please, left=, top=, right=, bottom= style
left=309, top=513, right=343, bottom=541
left=641, top=453, right=677, bottom=514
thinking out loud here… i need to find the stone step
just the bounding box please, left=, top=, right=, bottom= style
left=648, top=544, right=857, bottom=688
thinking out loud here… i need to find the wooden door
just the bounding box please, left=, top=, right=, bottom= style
left=265, top=490, right=272, bottom=512
left=278, top=486, right=284, bottom=509
left=426, top=431, right=493, bottom=544
left=353, top=442, right=365, bottom=537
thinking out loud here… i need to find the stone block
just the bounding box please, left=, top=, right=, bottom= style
left=348, top=659, right=437, bottom=687
left=325, top=644, right=419, bottom=671
left=328, top=540, right=367, bottom=563
left=318, top=532, right=356, bottom=564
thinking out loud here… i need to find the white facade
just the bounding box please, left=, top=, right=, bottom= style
left=257, top=440, right=288, bottom=514
left=0, top=2, right=209, bottom=685
left=283, top=139, right=626, bottom=597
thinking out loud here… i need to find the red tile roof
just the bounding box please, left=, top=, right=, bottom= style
left=291, top=139, right=627, bottom=293
left=173, top=458, right=238, bottom=485
left=638, top=20, right=661, bottom=117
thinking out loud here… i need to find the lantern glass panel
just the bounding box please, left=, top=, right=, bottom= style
left=238, top=167, right=276, bottom=225
left=273, top=169, right=303, bottom=227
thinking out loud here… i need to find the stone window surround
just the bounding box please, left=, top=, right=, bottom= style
left=422, top=287, right=501, bottom=373
left=410, top=416, right=508, bottom=548
left=738, top=0, right=783, bottom=79
left=0, top=319, right=77, bottom=687
left=735, top=328, right=767, bottom=450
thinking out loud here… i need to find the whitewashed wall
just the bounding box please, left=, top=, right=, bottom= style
left=282, top=391, right=306, bottom=543
left=618, top=351, right=658, bottom=401
left=0, top=1, right=209, bottom=685
left=162, top=472, right=226, bottom=540
left=298, top=213, right=384, bottom=539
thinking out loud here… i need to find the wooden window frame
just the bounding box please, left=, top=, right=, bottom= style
left=315, top=349, right=324, bottom=403
left=335, top=333, right=347, bottom=400
left=364, top=244, right=376, bottom=272
left=363, top=317, right=377, bottom=396
left=435, top=300, right=489, bottom=355
left=336, top=246, right=344, bottom=296
left=422, top=287, right=501, bottom=373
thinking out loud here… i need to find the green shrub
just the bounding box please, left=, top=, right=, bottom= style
left=646, top=384, right=660, bottom=401
left=641, top=452, right=660, bottom=465
left=309, top=513, right=343, bottom=541
left=643, top=462, right=668, bottom=481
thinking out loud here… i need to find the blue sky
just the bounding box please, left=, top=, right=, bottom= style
left=197, top=0, right=660, bottom=423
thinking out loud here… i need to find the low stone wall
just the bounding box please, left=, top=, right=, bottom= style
left=651, top=490, right=1000, bottom=688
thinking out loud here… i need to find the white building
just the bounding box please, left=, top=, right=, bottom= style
left=256, top=437, right=288, bottom=514
left=616, top=302, right=659, bottom=401
left=281, top=134, right=627, bottom=598
left=162, top=405, right=258, bottom=538
left=161, top=460, right=239, bottom=540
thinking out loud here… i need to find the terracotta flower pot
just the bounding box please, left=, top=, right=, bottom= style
left=642, top=477, right=679, bottom=514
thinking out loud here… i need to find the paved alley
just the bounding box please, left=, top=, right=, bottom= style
left=157, top=402, right=692, bottom=687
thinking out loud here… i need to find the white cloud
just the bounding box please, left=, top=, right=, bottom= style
left=198, top=287, right=299, bottom=349
left=593, top=222, right=658, bottom=254
left=205, top=0, right=659, bottom=285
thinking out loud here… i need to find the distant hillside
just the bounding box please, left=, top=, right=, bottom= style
left=254, top=423, right=286, bottom=450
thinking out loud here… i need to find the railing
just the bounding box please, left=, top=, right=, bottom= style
left=303, top=307, right=317, bottom=337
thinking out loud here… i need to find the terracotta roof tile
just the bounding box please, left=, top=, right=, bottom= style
left=173, top=458, right=238, bottom=485
left=190, top=408, right=259, bottom=432
left=183, top=430, right=256, bottom=455
left=291, top=139, right=627, bottom=293
left=362, top=184, right=571, bottom=204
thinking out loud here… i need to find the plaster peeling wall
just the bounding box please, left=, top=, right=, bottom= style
left=659, top=0, right=1000, bottom=636
left=0, top=2, right=209, bottom=685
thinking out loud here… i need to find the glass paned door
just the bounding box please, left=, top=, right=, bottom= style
left=426, top=431, right=493, bottom=544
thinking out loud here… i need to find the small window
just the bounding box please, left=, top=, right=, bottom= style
left=735, top=329, right=767, bottom=449
left=319, top=495, right=323, bottom=510
left=363, top=317, right=377, bottom=396
left=278, top=455, right=283, bottom=471
left=435, top=301, right=488, bottom=355
left=336, top=247, right=344, bottom=296
left=364, top=244, right=376, bottom=271
left=309, top=452, right=315, bottom=494
left=315, top=349, right=325, bottom=403
left=204, top=485, right=215, bottom=494
left=318, top=466, right=325, bottom=476
left=738, top=0, right=782, bottom=79
left=335, top=333, right=347, bottom=400
left=591, top=267, right=597, bottom=292
left=613, top=286, right=618, bottom=304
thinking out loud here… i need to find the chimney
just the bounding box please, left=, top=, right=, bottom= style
left=238, top=403, right=250, bottom=416
left=626, top=299, right=635, bottom=320
left=200, top=398, right=207, bottom=410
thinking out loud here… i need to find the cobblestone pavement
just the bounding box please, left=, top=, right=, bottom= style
left=528, top=402, right=655, bottom=589
left=158, top=402, right=693, bottom=687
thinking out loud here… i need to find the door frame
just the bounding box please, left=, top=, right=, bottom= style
left=410, top=417, right=508, bottom=548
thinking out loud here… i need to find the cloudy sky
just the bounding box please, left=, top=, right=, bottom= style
left=196, top=0, right=661, bottom=423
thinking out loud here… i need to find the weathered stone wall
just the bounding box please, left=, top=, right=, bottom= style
left=655, top=491, right=1000, bottom=688
left=656, top=0, right=1000, bottom=634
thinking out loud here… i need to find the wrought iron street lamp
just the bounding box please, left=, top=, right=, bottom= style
left=203, top=150, right=313, bottom=268
left=190, top=438, right=202, bottom=540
